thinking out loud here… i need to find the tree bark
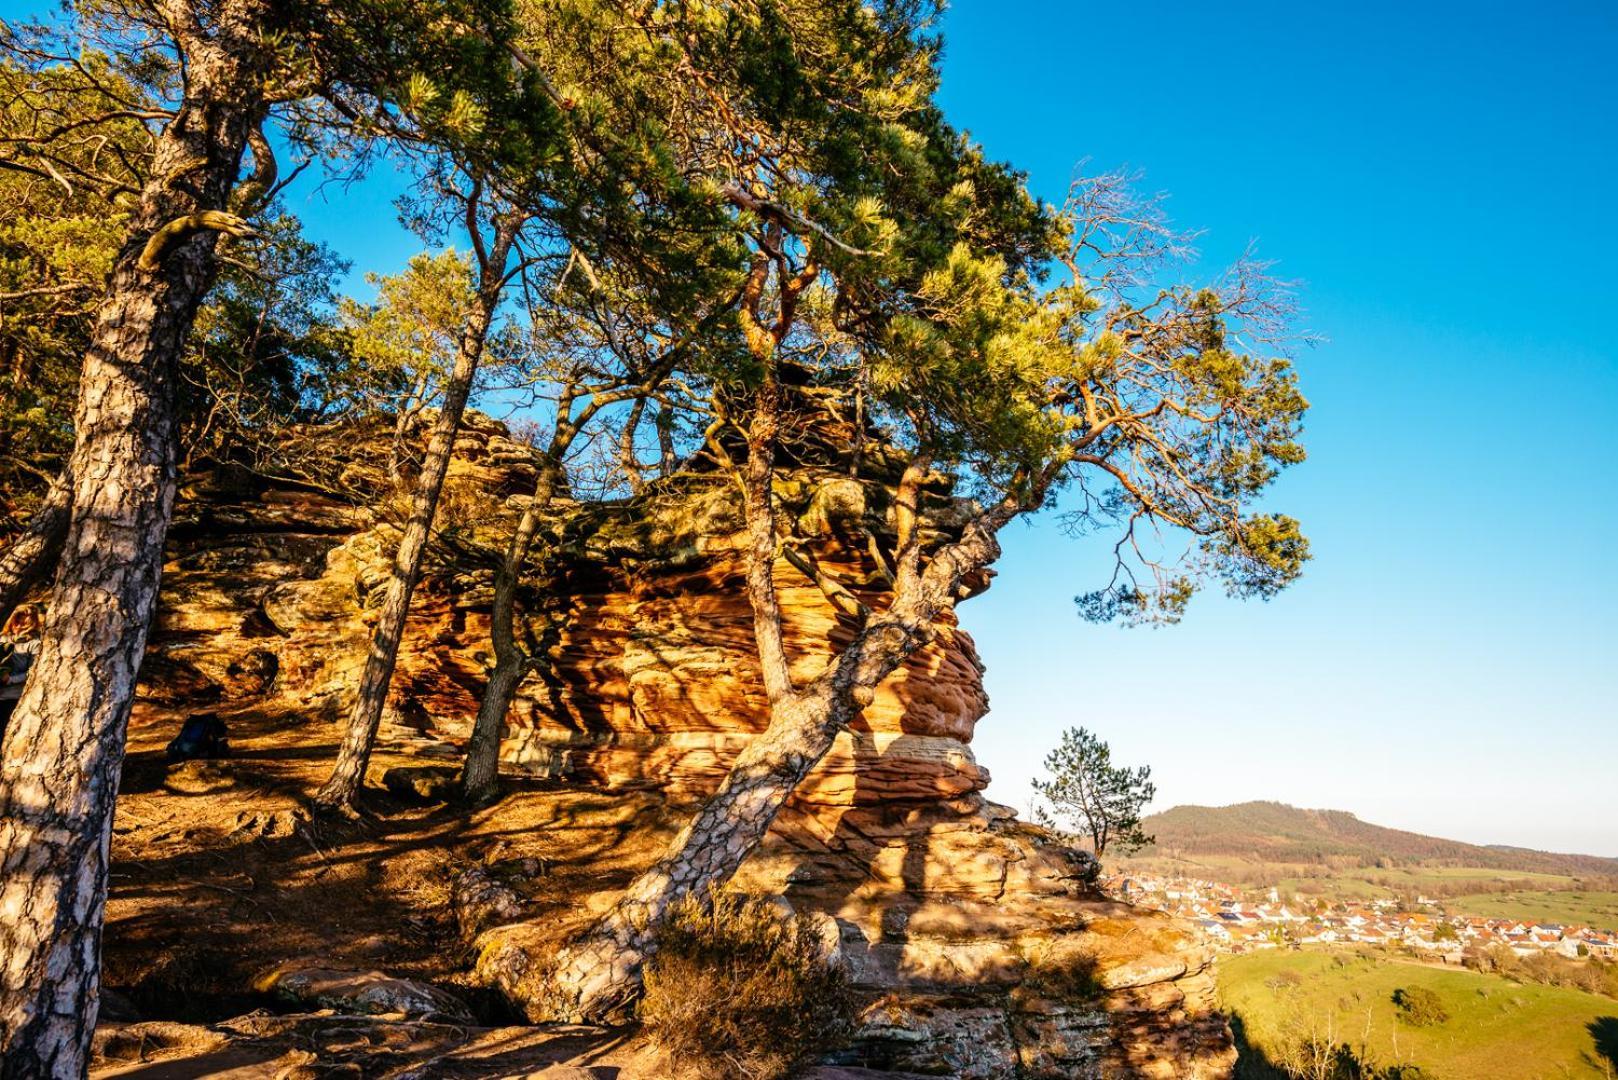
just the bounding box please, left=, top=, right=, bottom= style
left=462, top=369, right=674, bottom=804
left=0, top=6, right=269, bottom=1073
left=0, top=471, right=71, bottom=633
left=617, top=396, right=648, bottom=495
left=315, top=220, right=515, bottom=811
left=655, top=401, right=677, bottom=475
left=539, top=681, right=851, bottom=1021
left=540, top=520, right=1012, bottom=1020
left=459, top=459, right=559, bottom=804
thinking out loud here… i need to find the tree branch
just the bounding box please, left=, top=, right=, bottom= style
left=720, top=181, right=881, bottom=258
left=781, top=542, right=869, bottom=621
left=136, top=210, right=257, bottom=272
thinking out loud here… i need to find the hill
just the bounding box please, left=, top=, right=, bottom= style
left=1139, top=801, right=1618, bottom=878
left=1219, top=950, right=1618, bottom=1080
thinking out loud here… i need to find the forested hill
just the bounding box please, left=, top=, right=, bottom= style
left=1139, top=802, right=1618, bottom=876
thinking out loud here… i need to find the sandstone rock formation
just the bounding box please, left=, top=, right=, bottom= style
left=150, top=409, right=994, bottom=815
left=125, top=412, right=1234, bottom=1079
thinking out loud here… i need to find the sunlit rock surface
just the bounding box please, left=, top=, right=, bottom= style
left=128, top=412, right=1234, bottom=1079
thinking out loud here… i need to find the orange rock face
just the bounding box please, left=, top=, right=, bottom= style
left=511, top=550, right=992, bottom=809
left=145, top=414, right=993, bottom=816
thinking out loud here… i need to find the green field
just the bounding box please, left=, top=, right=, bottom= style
left=1219, top=950, right=1618, bottom=1079
left=1449, top=891, right=1618, bottom=931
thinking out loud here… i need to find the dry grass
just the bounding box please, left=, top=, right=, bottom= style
left=639, top=892, right=856, bottom=1080
left=1023, top=942, right=1103, bottom=1001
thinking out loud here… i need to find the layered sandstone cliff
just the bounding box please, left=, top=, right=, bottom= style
left=150, top=408, right=993, bottom=814
left=126, top=412, right=1235, bottom=1079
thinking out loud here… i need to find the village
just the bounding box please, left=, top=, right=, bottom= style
left=1107, top=872, right=1618, bottom=962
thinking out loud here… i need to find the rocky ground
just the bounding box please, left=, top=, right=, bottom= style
left=90, top=415, right=1236, bottom=1078
left=99, top=702, right=1233, bottom=1079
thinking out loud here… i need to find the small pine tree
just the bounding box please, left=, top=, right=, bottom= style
left=1032, top=726, right=1155, bottom=859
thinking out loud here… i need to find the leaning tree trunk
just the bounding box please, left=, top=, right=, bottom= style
left=316, top=228, right=513, bottom=811
left=541, top=678, right=856, bottom=1021
left=0, top=470, right=71, bottom=632
left=540, top=385, right=1016, bottom=1021
left=0, top=12, right=269, bottom=1075
left=543, top=516, right=1011, bottom=1020
left=460, top=461, right=559, bottom=803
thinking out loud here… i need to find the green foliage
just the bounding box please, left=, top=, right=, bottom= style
left=1391, top=986, right=1450, bottom=1027
left=639, top=892, right=855, bottom=1080
left=181, top=210, right=353, bottom=467
left=1465, top=945, right=1618, bottom=1000
left=279, top=0, right=572, bottom=174
left=332, top=251, right=479, bottom=414
left=6, top=0, right=1314, bottom=644
left=1032, top=725, right=1155, bottom=859
left=0, top=48, right=359, bottom=522
left=0, top=52, right=150, bottom=515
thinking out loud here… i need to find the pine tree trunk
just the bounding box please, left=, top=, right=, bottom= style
left=0, top=8, right=268, bottom=1072
left=388, top=370, right=432, bottom=482
left=0, top=471, right=71, bottom=632
left=463, top=373, right=662, bottom=805
left=541, top=681, right=853, bottom=1020
left=315, top=223, right=513, bottom=811
left=542, top=509, right=1012, bottom=1018
left=655, top=401, right=677, bottom=475
left=460, top=462, right=558, bottom=803
left=540, top=367, right=1018, bottom=1020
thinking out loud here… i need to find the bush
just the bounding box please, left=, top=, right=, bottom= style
left=1391, top=986, right=1450, bottom=1027
left=639, top=892, right=856, bottom=1080
left=1266, top=970, right=1304, bottom=993
left=1023, top=944, right=1102, bottom=1001
left=1465, top=945, right=1618, bottom=1000
left=1266, top=1009, right=1434, bottom=1080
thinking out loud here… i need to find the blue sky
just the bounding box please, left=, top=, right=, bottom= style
left=934, top=0, right=1618, bottom=854
left=8, top=0, right=1611, bottom=854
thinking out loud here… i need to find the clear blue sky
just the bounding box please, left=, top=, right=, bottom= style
left=10, top=0, right=1611, bottom=854
left=933, top=0, right=1618, bottom=855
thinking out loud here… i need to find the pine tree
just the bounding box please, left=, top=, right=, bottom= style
left=545, top=133, right=1309, bottom=1026
left=1033, top=726, right=1156, bottom=860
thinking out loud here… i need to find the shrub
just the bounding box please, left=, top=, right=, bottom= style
left=1023, top=944, right=1102, bottom=1001
left=639, top=892, right=856, bottom=1080
left=1391, top=986, right=1450, bottom=1027
left=1267, top=1010, right=1432, bottom=1080
left=1266, top=970, right=1304, bottom=993
left=1467, top=945, right=1618, bottom=1000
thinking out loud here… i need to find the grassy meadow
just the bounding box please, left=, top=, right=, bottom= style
left=1219, top=950, right=1618, bottom=1079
